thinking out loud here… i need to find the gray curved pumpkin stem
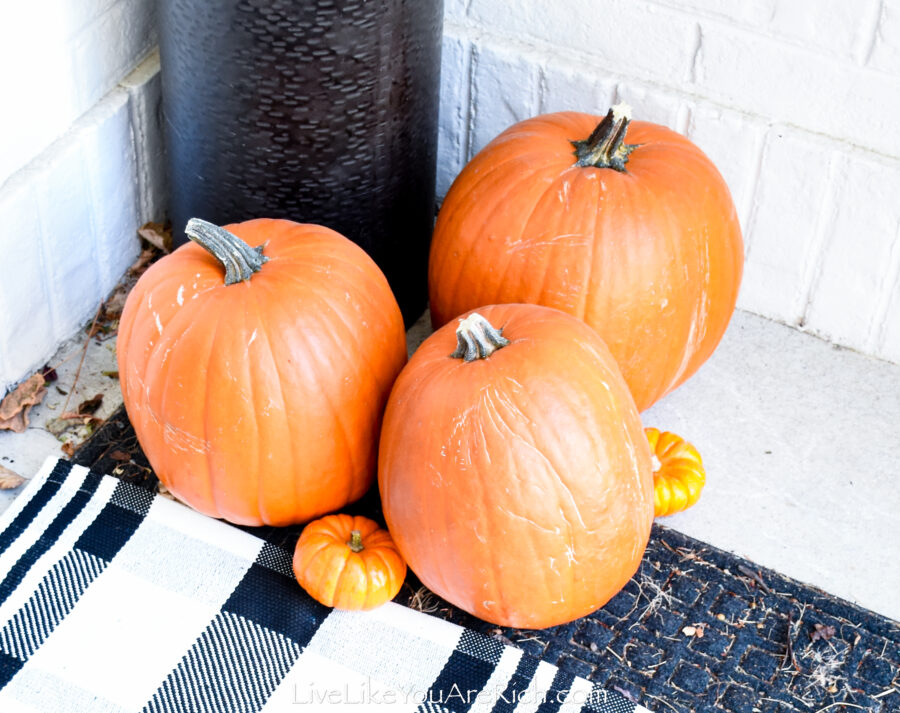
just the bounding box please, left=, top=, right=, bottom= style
left=185, top=218, right=269, bottom=285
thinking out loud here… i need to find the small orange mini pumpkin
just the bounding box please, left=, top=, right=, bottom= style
left=293, top=514, right=407, bottom=610
left=646, top=428, right=706, bottom=517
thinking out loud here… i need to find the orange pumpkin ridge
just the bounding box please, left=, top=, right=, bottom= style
left=379, top=304, right=654, bottom=629
left=429, top=105, right=743, bottom=411
left=117, top=218, right=407, bottom=526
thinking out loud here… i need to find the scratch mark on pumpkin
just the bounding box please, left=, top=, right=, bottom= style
left=248, top=329, right=258, bottom=347
left=154, top=313, right=163, bottom=335
left=176, top=285, right=185, bottom=306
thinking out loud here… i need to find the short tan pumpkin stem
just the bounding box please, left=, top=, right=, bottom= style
left=185, top=218, right=269, bottom=286
left=450, top=313, right=510, bottom=361
left=347, top=530, right=364, bottom=553
left=572, top=103, right=636, bottom=172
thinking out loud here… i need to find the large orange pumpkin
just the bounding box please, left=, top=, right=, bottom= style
left=429, top=105, right=743, bottom=411
left=378, top=304, right=654, bottom=628
left=117, top=218, right=407, bottom=526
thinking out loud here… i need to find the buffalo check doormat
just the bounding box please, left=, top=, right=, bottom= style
left=0, top=458, right=645, bottom=713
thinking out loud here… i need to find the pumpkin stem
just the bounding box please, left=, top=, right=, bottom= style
left=572, top=103, right=636, bottom=172
left=450, top=312, right=510, bottom=361
left=347, top=530, right=364, bottom=553
left=185, top=218, right=269, bottom=285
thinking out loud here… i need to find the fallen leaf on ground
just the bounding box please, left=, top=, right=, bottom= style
left=138, top=222, right=172, bottom=253
left=811, top=624, right=836, bottom=642
left=0, top=374, right=47, bottom=433
left=128, top=248, right=159, bottom=279
left=0, top=465, right=26, bottom=489
left=61, top=442, right=76, bottom=457
left=108, top=450, right=131, bottom=462
left=76, top=394, right=103, bottom=416
left=102, top=371, right=119, bottom=379
left=40, top=364, right=58, bottom=383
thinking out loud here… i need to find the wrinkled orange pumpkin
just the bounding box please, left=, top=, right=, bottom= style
left=646, top=428, right=706, bottom=517
left=293, top=514, right=407, bottom=610
left=429, top=105, right=743, bottom=411
left=379, top=304, right=654, bottom=629
left=117, top=218, right=407, bottom=526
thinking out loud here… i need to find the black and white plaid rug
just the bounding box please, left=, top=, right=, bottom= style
left=0, top=458, right=646, bottom=712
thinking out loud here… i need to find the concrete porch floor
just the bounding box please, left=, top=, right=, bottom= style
left=1, top=308, right=898, bottom=622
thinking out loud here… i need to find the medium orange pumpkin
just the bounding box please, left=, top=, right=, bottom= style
left=646, top=427, right=706, bottom=517
left=293, top=514, right=407, bottom=610
left=117, top=218, right=407, bottom=526
left=378, top=304, right=654, bottom=629
left=429, top=105, right=743, bottom=411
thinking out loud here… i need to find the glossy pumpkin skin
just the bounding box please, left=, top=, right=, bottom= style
left=117, top=218, right=407, bottom=526
left=646, top=428, right=706, bottom=517
left=379, top=304, right=654, bottom=629
left=429, top=111, right=743, bottom=411
left=293, top=514, right=407, bottom=610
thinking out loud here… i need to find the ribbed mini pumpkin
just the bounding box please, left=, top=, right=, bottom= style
left=429, top=106, right=743, bottom=411
left=117, top=218, right=407, bottom=526
left=378, top=304, right=655, bottom=629
left=293, top=514, right=407, bottom=610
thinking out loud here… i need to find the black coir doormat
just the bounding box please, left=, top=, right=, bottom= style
left=74, top=407, right=900, bottom=713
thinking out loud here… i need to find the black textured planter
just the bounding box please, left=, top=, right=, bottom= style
left=159, top=0, right=443, bottom=325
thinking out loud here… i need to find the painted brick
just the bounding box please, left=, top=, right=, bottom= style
left=436, top=34, right=471, bottom=199
left=646, top=0, right=775, bottom=26
left=614, top=81, right=684, bottom=129
left=875, top=277, right=900, bottom=364
left=443, top=0, right=467, bottom=23
left=0, top=79, right=159, bottom=392
left=121, top=50, right=167, bottom=224
left=537, top=56, right=616, bottom=115
left=804, top=156, right=900, bottom=354
left=648, top=0, right=876, bottom=59
left=468, top=42, right=540, bottom=156
left=32, top=136, right=103, bottom=345
left=867, top=0, right=900, bottom=73
left=81, top=91, right=142, bottom=292
left=465, top=0, right=697, bottom=86
left=72, top=0, right=157, bottom=120
left=0, top=23, right=81, bottom=186
left=737, top=129, right=835, bottom=325
left=686, top=103, right=765, bottom=230
left=0, top=179, right=58, bottom=392
left=691, top=21, right=900, bottom=158
left=0, top=0, right=155, bottom=186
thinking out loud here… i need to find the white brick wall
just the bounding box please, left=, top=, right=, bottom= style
left=0, top=36, right=163, bottom=395
left=438, top=0, right=900, bottom=364
left=0, top=0, right=157, bottom=187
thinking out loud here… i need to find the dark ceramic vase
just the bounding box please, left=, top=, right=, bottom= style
left=158, top=0, right=444, bottom=325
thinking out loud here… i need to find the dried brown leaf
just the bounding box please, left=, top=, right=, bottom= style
left=137, top=222, right=172, bottom=253
left=102, top=371, right=119, bottom=379
left=0, top=374, right=47, bottom=432
left=128, top=248, right=158, bottom=278
left=76, top=394, right=103, bottom=416
left=0, top=464, right=26, bottom=489
left=60, top=441, right=76, bottom=457
left=108, top=450, right=131, bottom=462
